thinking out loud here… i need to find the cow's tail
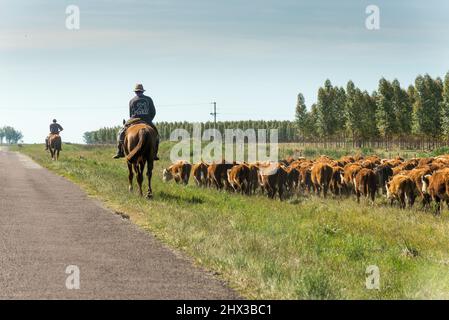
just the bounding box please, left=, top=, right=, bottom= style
left=126, top=129, right=147, bottom=163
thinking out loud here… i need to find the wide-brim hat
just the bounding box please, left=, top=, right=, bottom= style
left=134, top=84, right=145, bottom=92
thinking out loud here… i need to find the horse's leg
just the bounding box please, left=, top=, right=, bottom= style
left=146, top=159, right=154, bottom=199
left=127, top=162, right=134, bottom=192
left=135, top=163, right=143, bottom=196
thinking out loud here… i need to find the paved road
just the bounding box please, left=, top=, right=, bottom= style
left=0, top=149, right=237, bottom=299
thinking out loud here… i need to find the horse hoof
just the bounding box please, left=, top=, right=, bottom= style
left=146, top=194, right=153, bottom=200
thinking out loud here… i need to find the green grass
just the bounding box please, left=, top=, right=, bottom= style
left=11, top=143, right=449, bottom=299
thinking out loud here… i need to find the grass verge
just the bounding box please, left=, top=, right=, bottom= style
left=12, top=143, right=449, bottom=299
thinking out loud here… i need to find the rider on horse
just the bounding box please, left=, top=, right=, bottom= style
left=113, top=84, right=160, bottom=160
left=45, top=119, right=63, bottom=151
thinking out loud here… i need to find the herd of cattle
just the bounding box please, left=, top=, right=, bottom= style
left=162, top=154, right=449, bottom=214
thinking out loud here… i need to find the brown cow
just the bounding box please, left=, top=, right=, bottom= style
left=258, top=163, right=288, bottom=200
left=246, top=163, right=260, bottom=195
left=330, top=166, right=345, bottom=196
left=373, top=164, right=393, bottom=195
left=207, top=161, right=235, bottom=190
left=360, top=160, right=376, bottom=169
left=163, top=160, right=192, bottom=185
left=386, top=174, right=417, bottom=209
left=311, top=162, right=333, bottom=197
left=192, top=162, right=209, bottom=187
left=353, top=168, right=377, bottom=203
left=421, top=168, right=449, bottom=214
left=285, top=166, right=300, bottom=193
left=342, top=163, right=362, bottom=192
left=298, top=163, right=313, bottom=193
left=418, top=157, right=434, bottom=167
left=401, top=167, right=432, bottom=207
left=365, top=155, right=381, bottom=164
left=227, top=164, right=250, bottom=194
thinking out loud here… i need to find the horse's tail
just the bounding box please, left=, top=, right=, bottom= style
left=126, top=128, right=148, bottom=163
left=55, top=136, right=62, bottom=151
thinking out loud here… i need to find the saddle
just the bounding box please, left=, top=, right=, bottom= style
left=124, top=119, right=159, bottom=136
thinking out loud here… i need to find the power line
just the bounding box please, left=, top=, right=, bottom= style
left=0, top=102, right=212, bottom=111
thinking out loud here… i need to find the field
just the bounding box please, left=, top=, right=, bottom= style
left=12, top=143, right=449, bottom=299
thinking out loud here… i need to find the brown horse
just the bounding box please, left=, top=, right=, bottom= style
left=124, top=123, right=158, bottom=198
left=48, top=134, right=61, bottom=161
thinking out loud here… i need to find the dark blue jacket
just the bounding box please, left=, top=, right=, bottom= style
left=129, top=95, right=156, bottom=124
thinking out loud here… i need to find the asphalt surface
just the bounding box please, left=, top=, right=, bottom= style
left=0, top=148, right=238, bottom=299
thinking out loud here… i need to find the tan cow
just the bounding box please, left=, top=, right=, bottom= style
left=163, top=161, right=192, bottom=185
left=311, top=162, right=333, bottom=197
left=207, top=161, right=235, bottom=190
left=258, top=163, right=288, bottom=200
left=386, top=174, right=417, bottom=209
left=353, top=168, right=377, bottom=203
left=227, top=164, right=250, bottom=194
left=421, top=168, right=449, bottom=214
left=192, top=162, right=209, bottom=187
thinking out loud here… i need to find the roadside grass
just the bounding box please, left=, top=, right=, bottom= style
left=11, top=143, right=449, bottom=299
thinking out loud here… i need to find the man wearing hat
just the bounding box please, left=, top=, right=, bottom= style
left=45, top=119, right=63, bottom=150
left=113, top=84, right=160, bottom=160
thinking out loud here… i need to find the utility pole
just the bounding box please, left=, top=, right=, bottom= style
left=210, top=101, right=217, bottom=130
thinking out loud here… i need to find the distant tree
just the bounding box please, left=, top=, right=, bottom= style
left=333, top=86, right=347, bottom=136
left=392, top=79, right=413, bottom=135
left=441, top=72, right=449, bottom=136
left=345, top=80, right=363, bottom=140
left=0, top=127, right=5, bottom=144
left=316, top=79, right=337, bottom=137
left=376, top=78, right=397, bottom=138
left=413, top=74, right=443, bottom=138
left=295, top=93, right=308, bottom=137
left=307, top=104, right=319, bottom=138
left=2, top=126, right=23, bottom=144
left=361, top=91, right=378, bottom=139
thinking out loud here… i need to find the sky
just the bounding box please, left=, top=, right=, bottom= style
left=1, top=0, right=448, bottom=143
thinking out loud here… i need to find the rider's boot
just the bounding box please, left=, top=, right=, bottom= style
left=113, top=142, right=125, bottom=159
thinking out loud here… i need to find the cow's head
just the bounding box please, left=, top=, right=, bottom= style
left=421, top=174, right=432, bottom=194
left=162, top=168, right=173, bottom=182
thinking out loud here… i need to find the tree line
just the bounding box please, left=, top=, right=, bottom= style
left=0, top=126, right=23, bottom=144
left=84, top=72, right=449, bottom=150
left=83, top=121, right=299, bottom=144
left=295, top=73, right=449, bottom=147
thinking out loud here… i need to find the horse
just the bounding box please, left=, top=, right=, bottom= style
left=124, top=123, right=158, bottom=199
left=48, top=134, right=62, bottom=161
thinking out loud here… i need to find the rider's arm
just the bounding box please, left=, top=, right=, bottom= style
left=58, top=124, right=64, bottom=131
left=148, top=97, right=156, bottom=121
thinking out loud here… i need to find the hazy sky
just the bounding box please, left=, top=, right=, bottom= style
left=1, top=0, right=448, bottom=143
